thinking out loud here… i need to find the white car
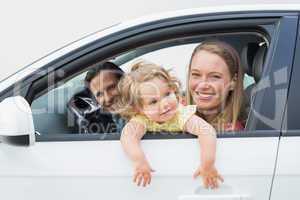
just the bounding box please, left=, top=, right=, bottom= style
left=0, top=4, right=299, bottom=200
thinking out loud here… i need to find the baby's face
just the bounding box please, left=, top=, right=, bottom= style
left=138, top=77, right=178, bottom=123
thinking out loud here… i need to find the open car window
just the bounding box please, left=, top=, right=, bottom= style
left=30, top=31, right=268, bottom=138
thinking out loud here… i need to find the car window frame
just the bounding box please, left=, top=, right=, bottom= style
left=282, top=13, right=300, bottom=135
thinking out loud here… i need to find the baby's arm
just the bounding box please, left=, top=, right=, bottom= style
left=120, top=121, right=154, bottom=187
left=184, top=114, right=223, bottom=188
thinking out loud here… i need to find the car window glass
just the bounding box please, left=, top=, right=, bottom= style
left=31, top=72, right=87, bottom=134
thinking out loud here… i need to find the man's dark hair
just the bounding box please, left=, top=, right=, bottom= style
left=84, top=61, right=124, bottom=88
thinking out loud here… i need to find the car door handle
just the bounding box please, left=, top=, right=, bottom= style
left=178, top=185, right=250, bottom=200
left=178, top=194, right=250, bottom=200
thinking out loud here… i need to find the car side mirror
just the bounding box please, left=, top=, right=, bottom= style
left=0, top=96, right=35, bottom=146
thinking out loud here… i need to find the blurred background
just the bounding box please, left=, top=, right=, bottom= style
left=0, top=0, right=298, bottom=81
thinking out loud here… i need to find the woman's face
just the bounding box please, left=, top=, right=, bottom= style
left=189, top=50, right=233, bottom=113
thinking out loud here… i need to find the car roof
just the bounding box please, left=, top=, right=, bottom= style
left=1, top=3, right=300, bottom=92
left=122, top=4, right=300, bottom=26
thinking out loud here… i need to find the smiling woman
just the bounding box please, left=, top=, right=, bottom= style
left=187, top=41, right=247, bottom=132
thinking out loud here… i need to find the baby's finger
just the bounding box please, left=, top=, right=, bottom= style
left=148, top=173, right=152, bottom=185
left=207, top=177, right=214, bottom=189
left=133, top=172, right=139, bottom=183
left=208, top=176, right=216, bottom=189
left=193, top=170, right=201, bottom=179
left=203, top=177, right=209, bottom=189
left=207, top=177, right=213, bottom=189
left=215, top=179, right=220, bottom=188
left=211, top=177, right=218, bottom=189
left=217, top=174, right=224, bottom=183
left=142, top=174, right=149, bottom=187
left=146, top=173, right=151, bottom=185
left=137, top=174, right=143, bottom=186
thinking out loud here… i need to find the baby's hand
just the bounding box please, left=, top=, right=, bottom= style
left=193, top=165, right=224, bottom=189
left=133, top=159, right=155, bottom=187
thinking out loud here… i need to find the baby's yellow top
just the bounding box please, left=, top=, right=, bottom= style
left=130, top=104, right=197, bottom=132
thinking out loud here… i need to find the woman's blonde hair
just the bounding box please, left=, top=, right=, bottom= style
left=115, top=60, right=180, bottom=119
left=187, top=41, right=246, bottom=131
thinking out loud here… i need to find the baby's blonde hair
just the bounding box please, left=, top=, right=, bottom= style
left=115, top=60, right=180, bottom=119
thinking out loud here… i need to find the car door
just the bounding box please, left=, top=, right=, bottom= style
left=270, top=14, right=300, bottom=200
left=0, top=10, right=297, bottom=200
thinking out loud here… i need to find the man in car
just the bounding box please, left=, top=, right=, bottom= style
left=67, top=61, right=125, bottom=134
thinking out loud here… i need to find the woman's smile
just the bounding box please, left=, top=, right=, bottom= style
left=194, top=91, right=215, bottom=101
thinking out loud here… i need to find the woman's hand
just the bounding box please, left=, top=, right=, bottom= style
left=193, top=165, right=224, bottom=189
left=133, top=159, right=155, bottom=187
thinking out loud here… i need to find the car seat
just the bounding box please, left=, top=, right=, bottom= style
left=240, top=41, right=268, bottom=117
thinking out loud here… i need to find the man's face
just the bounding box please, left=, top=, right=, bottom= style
left=89, top=70, right=120, bottom=112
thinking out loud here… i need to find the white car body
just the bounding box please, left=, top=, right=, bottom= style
left=0, top=4, right=300, bottom=200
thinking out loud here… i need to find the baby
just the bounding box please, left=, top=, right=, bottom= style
left=115, top=61, right=223, bottom=188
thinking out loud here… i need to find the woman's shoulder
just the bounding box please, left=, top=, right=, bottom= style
left=224, top=121, right=245, bottom=131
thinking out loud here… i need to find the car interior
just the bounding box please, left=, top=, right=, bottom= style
left=29, top=32, right=268, bottom=137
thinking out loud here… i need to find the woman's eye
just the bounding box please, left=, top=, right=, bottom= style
left=210, top=75, right=222, bottom=80
left=191, top=73, right=200, bottom=77
left=165, top=92, right=171, bottom=97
